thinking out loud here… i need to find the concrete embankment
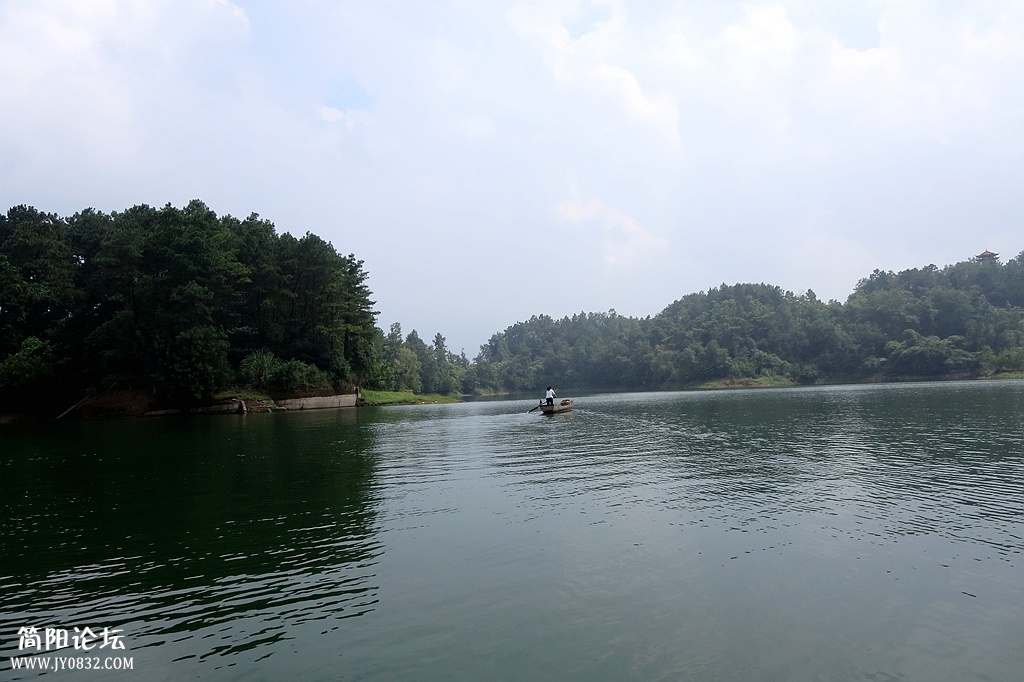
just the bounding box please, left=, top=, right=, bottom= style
left=144, top=392, right=360, bottom=417
left=274, top=394, right=358, bottom=410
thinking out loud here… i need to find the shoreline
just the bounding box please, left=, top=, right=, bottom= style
left=3, top=372, right=1022, bottom=424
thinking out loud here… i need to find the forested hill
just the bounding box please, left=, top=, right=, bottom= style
left=0, top=202, right=377, bottom=409
left=3, top=201, right=1023, bottom=412
left=458, top=253, right=1024, bottom=393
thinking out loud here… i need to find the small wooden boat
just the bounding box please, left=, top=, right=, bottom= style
left=539, top=398, right=573, bottom=414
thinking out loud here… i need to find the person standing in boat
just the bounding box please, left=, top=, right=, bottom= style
left=545, top=386, right=557, bottom=406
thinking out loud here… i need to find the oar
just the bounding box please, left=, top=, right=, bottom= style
left=528, top=402, right=542, bottom=413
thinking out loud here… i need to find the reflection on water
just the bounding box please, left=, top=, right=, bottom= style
left=2, top=381, right=1023, bottom=680
left=1, top=409, right=382, bottom=679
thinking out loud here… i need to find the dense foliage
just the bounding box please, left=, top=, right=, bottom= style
left=366, top=323, right=470, bottom=396
left=466, top=254, right=1024, bottom=393
left=3, top=200, right=1022, bottom=410
left=0, top=202, right=377, bottom=407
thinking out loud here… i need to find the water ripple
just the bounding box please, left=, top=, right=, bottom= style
left=3, top=383, right=1023, bottom=680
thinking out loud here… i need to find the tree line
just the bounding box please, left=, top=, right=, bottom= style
left=466, top=254, right=1024, bottom=393
left=2, top=201, right=1023, bottom=412
left=367, top=323, right=470, bottom=395
left=0, top=202, right=377, bottom=408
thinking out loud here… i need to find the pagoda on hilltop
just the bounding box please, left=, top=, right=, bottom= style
left=975, top=250, right=999, bottom=263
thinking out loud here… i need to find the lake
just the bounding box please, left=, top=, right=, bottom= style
left=2, top=381, right=1023, bottom=681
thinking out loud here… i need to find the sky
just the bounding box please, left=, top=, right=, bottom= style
left=2, top=0, right=1023, bottom=355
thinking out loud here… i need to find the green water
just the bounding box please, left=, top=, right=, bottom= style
left=2, top=381, right=1023, bottom=681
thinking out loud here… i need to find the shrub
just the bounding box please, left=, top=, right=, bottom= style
left=239, top=349, right=284, bottom=389
left=0, top=336, right=54, bottom=391
left=239, top=350, right=331, bottom=392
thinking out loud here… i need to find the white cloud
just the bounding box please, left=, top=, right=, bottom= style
left=555, top=190, right=668, bottom=268
left=1, top=0, right=1022, bottom=351
left=0, top=0, right=253, bottom=188
left=316, top=106, right=372, bottom=133
left=961, top=11, right=1024, bottom=59
left=508, top=1, right=681, bottom=146
left=717, top=5, right=800, bottom=80
left=812, top=2, right=1024, bottom=138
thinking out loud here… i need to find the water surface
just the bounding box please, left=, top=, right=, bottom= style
left=2, top=381, right=1023, bottom=680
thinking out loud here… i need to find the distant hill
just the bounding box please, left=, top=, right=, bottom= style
left=459, top=251, right=1024, bottom=392
left=3, top=200, right=1021, bottom=414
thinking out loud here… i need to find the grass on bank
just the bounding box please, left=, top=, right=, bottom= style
left=213, top=388, right=275, bottom=402
left=216, top=386, right=463, bottom=407
left=359, top=389, right=462, bottom=406
left=696, top=376, right=797, bottom=390
left=985, top=370, right=1024, bottom=380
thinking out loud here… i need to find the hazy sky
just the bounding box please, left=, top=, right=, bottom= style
left=2, top=0, right=1022, bottom=354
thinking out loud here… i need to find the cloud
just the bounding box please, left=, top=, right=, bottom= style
left=632, top=1, right=1024, bottom=148
left=1, top=0, right=1022, bottom=352
left=316, top=105, right=372, bottom=133
left=508, top=1, right=681, bottom=147
left=962, top=11, right=1024, bottom=59
left=718, top=5, right=800, bottom=78
left=555, top=190, right=668, bottom=268
left=0, top=0, right=254, bottom=197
